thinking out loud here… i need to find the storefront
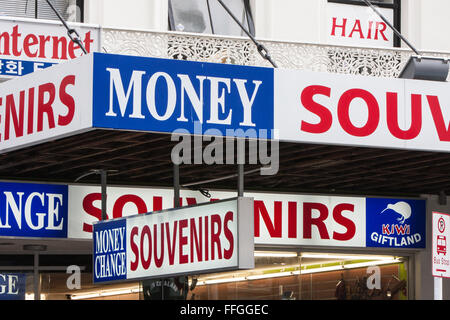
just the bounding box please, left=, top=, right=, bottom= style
left=0, top=32, right=449, bottom=300
left=0, top=181, right=426, bottom=300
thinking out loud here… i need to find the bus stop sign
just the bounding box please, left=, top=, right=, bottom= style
left=432, top=212, right=450, bottom=278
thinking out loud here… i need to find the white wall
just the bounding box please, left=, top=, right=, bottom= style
left=253, top=0, right=326, bottom=43
left=402, top=0, right=450, bottom=52
left=84, top=0, right=167, bottom=30
left=82, top=0, right=450, bottom=52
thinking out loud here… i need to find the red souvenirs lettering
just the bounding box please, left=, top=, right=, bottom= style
left=300, top=85, right=450, bottom=142
left=129, top=212, right=235, bottom=271
left=0, top=75, right=76, bottom=141
left=82, top=193, right=358, bottom=243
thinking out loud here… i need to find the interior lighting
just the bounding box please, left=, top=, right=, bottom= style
left=196, top=257, right=402, bottom=286
left=254, top=251, right=298, bottom=258
left=300, top=253, right=396, bottom=261
left=71, top=287, right=140, bottom=300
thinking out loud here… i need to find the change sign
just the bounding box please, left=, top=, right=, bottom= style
left=93, top=197, right=254, bottom=283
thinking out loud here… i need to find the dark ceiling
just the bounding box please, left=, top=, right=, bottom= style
left=0, top=128, right=449, bottom=198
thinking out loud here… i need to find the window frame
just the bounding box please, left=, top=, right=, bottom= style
left=10, top=0, right=84, bottom=22
left=327, top=0, right=401, bottom=47
left=168, top=0, right=255, bottom=37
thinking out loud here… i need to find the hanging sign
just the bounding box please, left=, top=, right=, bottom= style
left=0, top=273, right=26, bottom=300
left=93, top=197, right=254, bottom=283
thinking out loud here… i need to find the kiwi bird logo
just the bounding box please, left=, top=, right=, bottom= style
left=380, top=201, right=412, bottom=224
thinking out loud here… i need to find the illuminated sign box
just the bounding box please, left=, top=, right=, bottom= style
left=92, top=197, right=254, bottom=284
left=0, top=181, right=68, bottom=238
left=71, top=185, right=426, bottom=250
left=2, top=52, right=450, bottom=155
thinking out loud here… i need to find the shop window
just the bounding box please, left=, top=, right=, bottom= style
left=326, top=0, right=401, bottom=48
left=188, top=251, right=409, bottom=300
left=0, top=0, right=84, bottom=23
left=168, top=0, right=255, bottom=37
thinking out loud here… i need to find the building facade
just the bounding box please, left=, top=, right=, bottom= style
left=0, top=0, right=450, bottom=301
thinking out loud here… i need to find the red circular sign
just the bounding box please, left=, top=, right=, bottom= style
left=438, top=217, right=446, bottom=233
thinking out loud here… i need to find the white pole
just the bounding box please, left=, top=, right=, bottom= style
left=434, top=277, right=443, bottom=300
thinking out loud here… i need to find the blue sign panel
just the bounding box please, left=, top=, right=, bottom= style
left=0, top=58, right=55, bottom=76
left=92, top=53, right=274, bottom=138
left=366, top=198, right=426, bottom=248
left=0, top=182, right=68, bottom=238
left=93, top=218, right=127, bottom=283
left=0, top=273, right=26, bottom=300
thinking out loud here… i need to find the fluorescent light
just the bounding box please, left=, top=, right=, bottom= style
left=204, top=277, right=247, bottom=285
left=300, top=253, right=395, bottom=260
left=71, top=292, right=100, bottom=300
left=71, top=286, right=140, bottom=300
left=25, top=293, right=47, bottom=300
left=255, top=251, right=298, bottom=258
left=246, top=271, right=293, bottom=280
left=297, top=264, right=344, bottom=275
left=342, top=259, right=400, bottom=269
left=195, top=256, right=403, bottom=286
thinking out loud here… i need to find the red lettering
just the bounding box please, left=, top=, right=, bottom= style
left=223, top=211, right=234, bottom=260
left=367, top=21, right=374, bottom=39
left=37, top=82, right=56, bottom=132
left=179, top=219, right=188, bottom=264
left=301, top=85, right=332, bottom=134
left=38, top=35, right=51, bottom=59
left=375, top=21, right=388, bottom=41
left=4, top=92, right=25, bottom=141
left=84, top=31, right=94, bottom=53
left=11, top=25, right=21, bottom=57
left=0, top=30, right=10, bottom=55
left=395, top=224, right=410, bottom=235
left=210, top=214, right=222, bottom=260
left=382, top=224, right=391, bottom=235
left=387, top=93, right=422, bottom=140
left=427, top=95, right=450, bottom=141
left=140, top=225, right=152, bottom=269
left=82, top=193, right=103, bottom=233
left=254, top=200, right=282, bottom=238
left=349, top=19, right=364, bottom=39
left=205, top=216, right=209, bottom=261
left=153, top=196, right=163, bottom=211
left=190, top=217, right=203, bottom=263
left=186, top=197, right=197, bottom=206
left=23, top=34, right=38, bottom=57
left=338, top=88, right=380, bottom=137
left=166, top=221, right=178, bottom=265
left=331, top=17, right=347, bottom=37
left=303, top=202, right=329, bottom=239
left=0, top=25, right=94, bottom=59
left=51, top=36, right=68, bottom=60
left=58, top=75, right=76, bottom=126
left=130, top=226, right=139, bottom=271
left=153, top=224, right=164, bottom=268
left=288, top=201, right=297, bottom=238
left=332, top=203, right=356, bottom=241
left=112, top=194, right=148, bottom=219
left=27, top=87, right=34, bottom=135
